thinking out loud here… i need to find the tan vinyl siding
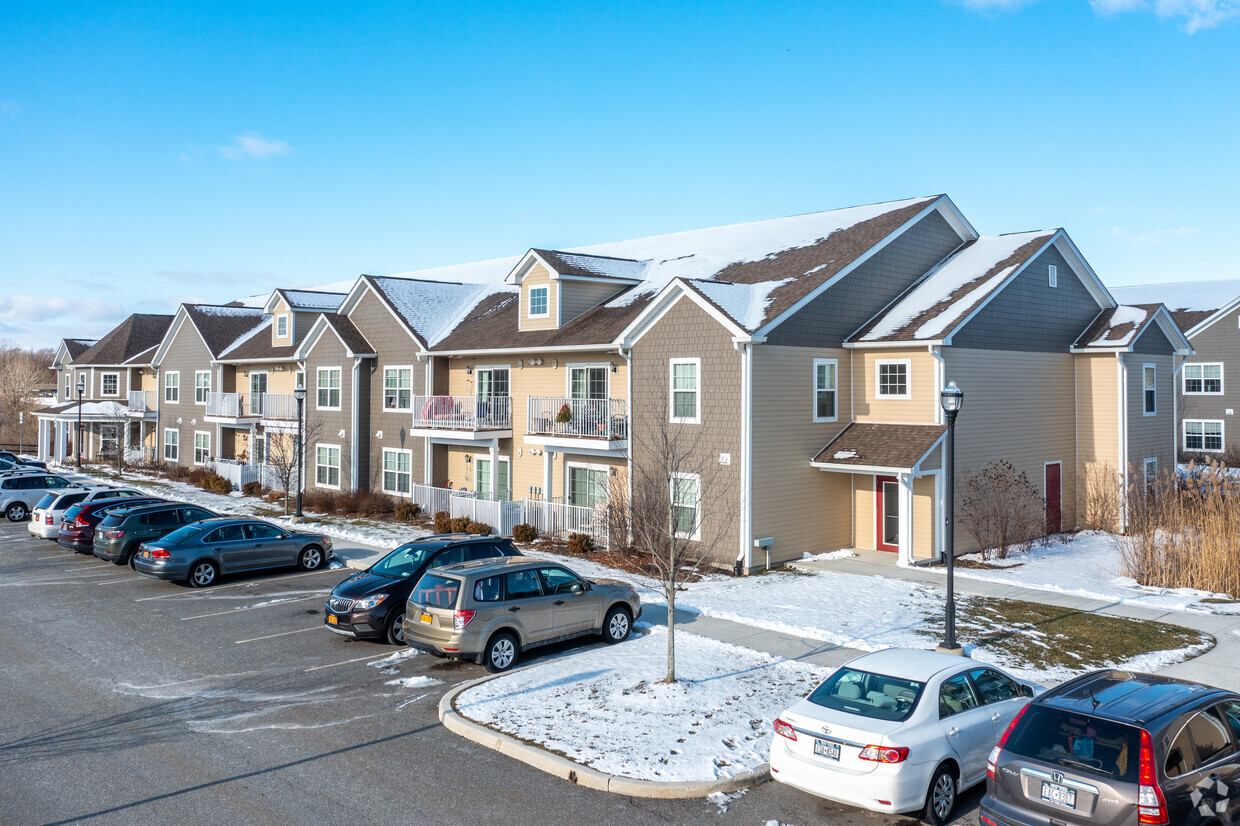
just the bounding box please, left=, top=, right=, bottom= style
left=1076, top=352, right=1121, bottom=481
left=854, top=348, right=937, bottom=423
left=272, top=299, right=293, bottom=347
left=750, top=344, right=852, bottom=565
left=854, top=478, right=876, bottom=551
left=1124, top=352, right=1174, bottom=473
left=560, top=280, right=624, bottom=325
left=913, top=475, right=936, bottom=559
left=520, top=264, right=558, bottom=331
left=943, top=348, right=1078, bottom=552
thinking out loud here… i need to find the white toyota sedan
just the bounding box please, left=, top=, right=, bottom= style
left=770, top=648, right=1041, bottom=825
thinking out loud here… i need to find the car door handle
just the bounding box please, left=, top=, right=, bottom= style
left=554, top=600, right=565, bottom=606
left=508, top=606, right=520, bottom=612
left=947, top=727, right=959, bottom=736
left=991, top=713, right=1002, bottom=721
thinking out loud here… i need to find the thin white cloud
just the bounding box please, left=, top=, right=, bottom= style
left=218, top=132, right=292, bottom=160
left=154, top=268, right=278, bottom=287
left=1110, top=225, right=1199, bottom=247
left=1090, top=0, right=1239, bottom=30
left=0, top=295, right=124, bottom=322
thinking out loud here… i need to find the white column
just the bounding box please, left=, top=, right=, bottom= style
left=37, top=419, right=48, bottom=461
left=489, top=439, right=499, bottom=498
left=542, top=449, right=552, bottom=500
left=898, top=472, right=915, bottom=566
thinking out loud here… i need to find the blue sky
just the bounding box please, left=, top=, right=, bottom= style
left=1, top=0, right=1237, bottom=350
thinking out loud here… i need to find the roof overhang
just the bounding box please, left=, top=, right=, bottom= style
left=150, top=305, right=196, bottom=368
left=1069, top=304, right=1194, bottom=356
left=504, top=249, right=643, bottom=287
left=338, top=276, right=428, bottom=351
left=294, top=314, right=377, bottom=360
left=617, top=280, right=755, bottom=349
left=809, top=423, right=946, bottom=475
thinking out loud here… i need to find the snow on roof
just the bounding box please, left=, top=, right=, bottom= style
left=279, top=289, right=346, bottom=310
left=858, top=231, right=1053, bottom=342
left=218, top=316, right=273, bottom=358
left=1076, top=304, right=1155, bottom=349
left=534, top=250, right=649, bottom=281
left=370, top=277, right=511, bottom=347
left=689, top=278, right=794, bottom=331
left=1110, top=279, right=1240, bottom=314
left=194, top=305, right=264, bottom=318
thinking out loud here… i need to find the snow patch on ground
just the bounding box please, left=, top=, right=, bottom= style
left=801, top=549, right=855, bottom=562
left=706, top=789, right=747, bottom=813
left=384, top=675, right=443, bottom=689
left=368, top=649, right=419, bottom=669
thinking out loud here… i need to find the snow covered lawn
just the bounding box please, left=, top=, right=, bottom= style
left=454, top=626, right=828, bottom=782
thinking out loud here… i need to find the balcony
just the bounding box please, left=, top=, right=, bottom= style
left=204, top=392, right=257, bottom=422
left=126, top=390, right=156, bottom=417
left=526, top=397, right=628, bottom=452
left=259, top=393, right=299, bottom=421
left=410, top=395, right=513, bottom=441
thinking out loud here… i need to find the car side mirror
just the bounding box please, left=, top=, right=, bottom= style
left=570, top=582, right=584, bottom=594
left=1022, top=684, right=1034, bottom=698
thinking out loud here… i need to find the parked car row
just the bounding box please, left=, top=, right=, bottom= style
left=771, top=650, right=1240, bottom=825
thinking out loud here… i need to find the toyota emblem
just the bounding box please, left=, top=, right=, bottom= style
left=821, top=725, right=831, bottom=735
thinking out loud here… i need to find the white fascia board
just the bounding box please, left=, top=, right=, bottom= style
left=843, top=339, right=945, bottom=349
left=53, top=342, right=73, bottom=368
left=1184, top=295, right=1240, bottom=340
left=912, top=432, right=948, bottom=473
left=1148, top=307, right=1194, bottom=355
left=1069, top=346, right=1130, bottom=354
left=942, top=233, right=1061, bottom=346
left=810, top=460, right=916, bottom=475
left=754, top=195, right=973, bottom=340
left=554, top=273, right=642, bottom=285
left=150, top=307, right=193, bottom=368
left=505, top=250, right=553, bottom=285
left=617, top=281, right=751, bottom=349
left=261, top=290, right=286, bottom=314
left=337, top=277, right=373, bottom=316
left=1053, top=232, right=1116, bottom=310
left=293, top=315, right=330, bottom=360
left=430, top=343, right=625, bottom=357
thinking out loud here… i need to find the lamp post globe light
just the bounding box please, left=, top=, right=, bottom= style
left=75, top=377, right=85, bottom=469
left=293, top=385, right=306, bottom=521
left=939, top=380, right=964, bottom=656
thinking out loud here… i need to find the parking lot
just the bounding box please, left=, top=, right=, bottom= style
left=0, top=519, right=981, bottom=825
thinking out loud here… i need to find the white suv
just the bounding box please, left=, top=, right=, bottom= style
left=29, top=487, right=147, bottom=539
left=1, top=474, right=79, bottom=521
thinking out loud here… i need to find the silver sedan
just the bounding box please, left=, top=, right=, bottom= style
left=133, top=517, right=333, bottom=587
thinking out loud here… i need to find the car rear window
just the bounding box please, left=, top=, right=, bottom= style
left=56, top=492, right=87, bottom=508
left=159, top=524, right=205, bottom=545
left=63, top=504, right=84, bottom=521
left=99, top=513, right=126, bottom=528
left=35, top=493, right=58, bottom=509
left=412, top=574, right=461, bottom=609
left=807, top=667, right=924, bottom=722
left=1004, top=706, right=1139, bottom=783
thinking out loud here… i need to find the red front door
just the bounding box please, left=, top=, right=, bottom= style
left=1045, top=462, right=1061, bottom=534
left=876, top=476, right=899, bottom=552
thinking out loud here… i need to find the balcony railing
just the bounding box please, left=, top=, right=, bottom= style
left=205, top=392, right=252, bottom=418
left=127, top=390, right=155, bottom=413
left=260, top=393, right=299, bottom=420
left=412, top=395, right=511, bottom=431
left=527, top=397, right=628, bottom=440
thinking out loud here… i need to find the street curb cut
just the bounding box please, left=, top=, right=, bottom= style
left=439, top=674, right=770, bottom=799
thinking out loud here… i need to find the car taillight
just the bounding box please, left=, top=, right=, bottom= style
left=772, top=718, right=797, bottom=741
left=104, top=529, right=124, bottom=539
left=988, top=702, right=1029, bottom=780
left=75, top=515, right=89, bottom=526
left=1138, top=728, right=1168, bottom=824
left=44, top=513, right=53, bottom=525
left=453, top=609, right=476, bottom=631
left=859, top=745, right=909, bottom=763
left=149, top=549, right=170, bottom=559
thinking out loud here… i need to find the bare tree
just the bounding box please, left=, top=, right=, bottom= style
left=957, top=459, right=1045, bottom=560
left=96, top=401, right=132, bottom=477
left=265, top=419, right=326, bottom=514
left=613, top=402, right=729, bottom=684
left=0, top=342, right=54, bottom=448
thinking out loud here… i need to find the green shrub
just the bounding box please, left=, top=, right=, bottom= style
left=568, top=532, right=595, bottom=554
left=512, top=523, right=538, bottom=543
left=395, top=501, right=421, bottom=523
left=433, top=511, right=451, bottom=534
left=242, top=481, right=265, bottom=497
left=449, top=516, right=471, bottom=533
left=466, top=521, right=491, bottom=535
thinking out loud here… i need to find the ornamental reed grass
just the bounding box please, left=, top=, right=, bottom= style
left=1118, top=461, right=1240, bottom=598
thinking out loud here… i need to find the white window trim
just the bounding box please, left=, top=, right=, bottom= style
left=276, top=314, right=289, bottom=338
left=1183, top=362, right=1224, bottom=395
left=1144, top=457, right=1158, bottom=487
left=669, top=357, right=701, bottom=424
left=1048, top=264, right=1058, bottom=288
left=194, top=370, right=211, bottom=405
left=193, top=431, right=211, bottom=466
left=812, top=358, right=838, bottom=423
left=381, top=447, right=413, bottom=495
left=294, top=370, right=305, bottom=391
left=316, top=367, right=342, bottom=411
left=163, top=428, right=179, bottom=462
left=164, top=370, right=180, bottom=404
left=875, top=359, right=912, bottom=400
left=566, top=460, right=611, bottom=507
left=670, top=471, right=701, bottom=541
left=315, top=443, right=342, bottom=490
left=1184, top=419, right=1224, bottom=453
left=566, top=363, right=611, bottom=398
left=528, top=285, right=550, bottom=318
left=383, top=365, right=414, bottom=411
left=100, top=372, right=120, bottom=397
left=473, top=453, right=511, bottom=497
left=1142, top=363, right=1156, bottom=417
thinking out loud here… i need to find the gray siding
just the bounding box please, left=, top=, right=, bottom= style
left=302, top=334, right=355, bottom=490
left=1124, top=352, right=1174, bottom=475
left=561, top=280, right=623, bottom=325
left=766, top=210, right=964, bottom=347
left=1180, top=306, right=1240, bottom=454
left=1133, top=323, right=1173, bottom=356
left=950, top=246, right=1103, bottom=352
left=156, top=320, right=214, bottom=467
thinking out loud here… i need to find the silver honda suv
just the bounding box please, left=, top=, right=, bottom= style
left=982, top=669, right=1240, bottom=826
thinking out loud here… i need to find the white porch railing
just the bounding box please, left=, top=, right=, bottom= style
left=523, top=498, right=610, bottom=547
left=527, top=397, right=628, bottom=440
left=205, top=392, right=252, bottom=418
left=127, top=390, right=155, bottom=413
left=412, top=395, right=511, bottom=431
left=403, top=483, right=608, bottom=546
left=124, top=446, right=157, bottom=464
left=206, top=459, right=284, bottom=490
left=261, top=393, right=299, bottom=420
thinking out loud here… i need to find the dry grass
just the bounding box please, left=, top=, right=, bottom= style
left=1082, top=463, right=1121, bottom=532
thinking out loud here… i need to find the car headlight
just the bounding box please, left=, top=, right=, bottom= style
left=352, top=594, right=388, bottom=611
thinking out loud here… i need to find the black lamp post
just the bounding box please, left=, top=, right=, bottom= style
left=75, top=377, right=85, bottom=469
left=294, top=385, right=306, bottom=520
left=939, top=380, right=964, bottom=654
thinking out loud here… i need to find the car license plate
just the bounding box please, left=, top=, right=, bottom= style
left=1041, top=781, right=1076, bottom=809
left=420, top=612, right=433, bottom=624
left=327, top=615, right=338, bottom=625
left=813, top=738, right=840, bottom=760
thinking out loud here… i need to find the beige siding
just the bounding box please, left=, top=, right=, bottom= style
left=853, top=478, right=876, bottom=551
left=913, top=476, right=936, bottom=559
left=854, top=348, right=937, bottom=423
left=1124, top=353, right=1175, bottom=476
left=560, top=280, right=623, bottom=325
left=1076, top=352, right=1121, bottom=516
left=519, top=264, right=558, bottom=331
left=272, top=299, right=293, bottom=348
left=943, top=348, right=1079, bottom=552
left=750, top=344, right=853, bottom=565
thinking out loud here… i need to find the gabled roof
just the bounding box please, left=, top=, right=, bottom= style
left=514, top=249, right=648, bottom=283
left=848, top=231, right=1056, bottom=344
left=264, top=288, right=347, bottom=314
left=810, top=423, right=946, bottom=473
left=182, top=305, right=270, bottom=359
left=294, top=313, right=376, bottom=360
left=356, top=275, right=502, bottom=350
left=1112, top=279, right=1240, bottom=339
left=1071, top=303, right=1193, bottom=354
left=63, top=339, right=95, bottom=359
left=74, top=314, right=173, bottom=367
left=215, top=316, right=298, bottom=362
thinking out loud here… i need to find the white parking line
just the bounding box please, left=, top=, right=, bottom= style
left=135, top=569, right=342, bottom=602
left=235, top=626, right=321, bottom=644
left=303, top=653, right=391, bottom=672
left=95, top=576, right=140, bottom=585
left=179, top=594, right=326, bottom=621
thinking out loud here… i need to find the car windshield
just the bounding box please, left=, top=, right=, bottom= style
left=411, top=573, right=461, bottom=609
left=35, top=493, right=58, bottom=509
left=807, top=666, right=924, bottom=722
left=158, top=524, right=205, bottom=545
left=370, top=545, right=437, bottom=579
left=1003, top=706, right=1138, bottom=783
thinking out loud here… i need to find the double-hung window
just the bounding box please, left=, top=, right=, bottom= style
left=528, top=286, right=549, bottom=318
left=1184, top=363, right=1223, bottom=394
left=669, top=358, right=700, bottom=423
left=316, top=444, right=341, bottom=488
left=1143, top=364, right=1156, bottom=416
left=813, top=359, right=837, bottom=421
left=569, top=465, right=608, bottom=509
left=193, top=432, right=210, bottom=465
left=671, top=473, right=700, bottom=540
left=276, top=315, right=288, bottom=337
left=195, top=370, right=211, bottom=405
left=383, top=367, right=412, bottom=411
left=163, top=429, right=179, bottom=461
left=164, top=371, right=179, bottom=403
left=317, top=368, right=341, bottom=410
left=382, top=448, right=411, bottom=495
left=1185, top=420, right=1224, bottom=452
left=101, top=373, right=119, bottom=397
left=876, top=360, right=910, bottom=399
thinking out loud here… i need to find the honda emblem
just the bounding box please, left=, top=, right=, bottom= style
left=1052, top=771, right=1064, bottom=784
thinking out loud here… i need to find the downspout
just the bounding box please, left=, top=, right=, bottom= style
left=352, top=356, right=362, bottom=490
left=930, top=345, right=945, bottom=425
left=732, top=340, right=753, bottom=575
left=618, top=346, right=633, bottom=544
left=1173, top=354, right=1185, bottom=469
left=1117, top=353, right=1129, bottom=530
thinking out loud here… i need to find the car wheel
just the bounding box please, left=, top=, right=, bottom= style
left=188, top=560, right=219, bottom=588
left=297, top=545, right=324, bottom=571
left=482, top=632, right=518, bottom=673
left=5, top=502, right=28, bottom=522
left=127, top=549, right=141, bottom=571
left=602, top=605, right=632, bottom=644
left=385, top=609, right=408, bottom=646
left=922, top=763, right=957, bottom=826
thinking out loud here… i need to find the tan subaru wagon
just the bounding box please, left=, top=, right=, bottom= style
left=402, top=556, right=641, bottom=672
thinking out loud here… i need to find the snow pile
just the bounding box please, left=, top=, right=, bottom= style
left=801, top=549, right=855, bottom=562
left=385, top=675, right=442, bottom=689
left=1081, top=304, right=1152, bottom=348
left=456, top=626, right=829, bottom=782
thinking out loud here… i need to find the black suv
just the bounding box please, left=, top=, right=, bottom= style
left=982, top=669, right=1240, bottom=826
left=93, top=502, right=219, bottom=568
left=324, top=534, right=520, bottom=645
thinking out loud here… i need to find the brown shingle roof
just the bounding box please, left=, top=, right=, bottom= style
left=320, top=313, right=375, bottom=356
left=76, top=314, right=173, bottom=366
left=811, top=423, right=946, bottom=470
left=64, top=339, right=95, bottom=359
left=1172, top=310, right=1214, bottom=334
left=183, top=305, right=269, bottom=359
left=530, top=249, right=646, bottom=281
left=1072, top=304, right=1158, bottom=350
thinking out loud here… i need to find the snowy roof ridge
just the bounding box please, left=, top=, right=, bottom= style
left=686, top=277, right=795, bottom=331
left=1073, top=303, right=1160, bottom=350
left=217, top=315, right=273, bottom=358
left=1111, top=279, right=1240, bottom=314
left=368, top=275, right=515, bottom=348
left=277, top=288, right=347, bottom=310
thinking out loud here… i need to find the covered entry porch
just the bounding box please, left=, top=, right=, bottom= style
left=809, top=423, right=946, bottom=567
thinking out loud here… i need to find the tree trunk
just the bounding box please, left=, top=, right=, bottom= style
left=666, top=581, right=676, bottom=684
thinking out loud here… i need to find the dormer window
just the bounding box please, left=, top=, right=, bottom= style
left=529, top=286, right=549, bottom=318
left=276, top=315, right=289, bottom=337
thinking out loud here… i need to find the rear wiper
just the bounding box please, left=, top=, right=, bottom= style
left=1057, top=756, right=1110, bottom=776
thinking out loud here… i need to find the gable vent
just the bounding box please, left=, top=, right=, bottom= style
left=1048, top=264, right=1058, bottom=288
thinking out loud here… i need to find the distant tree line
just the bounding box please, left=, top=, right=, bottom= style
left=0, top=341, right=57, bottom=451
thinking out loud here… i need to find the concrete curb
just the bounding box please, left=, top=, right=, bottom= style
left=439, top=674, right=770, bottom=799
